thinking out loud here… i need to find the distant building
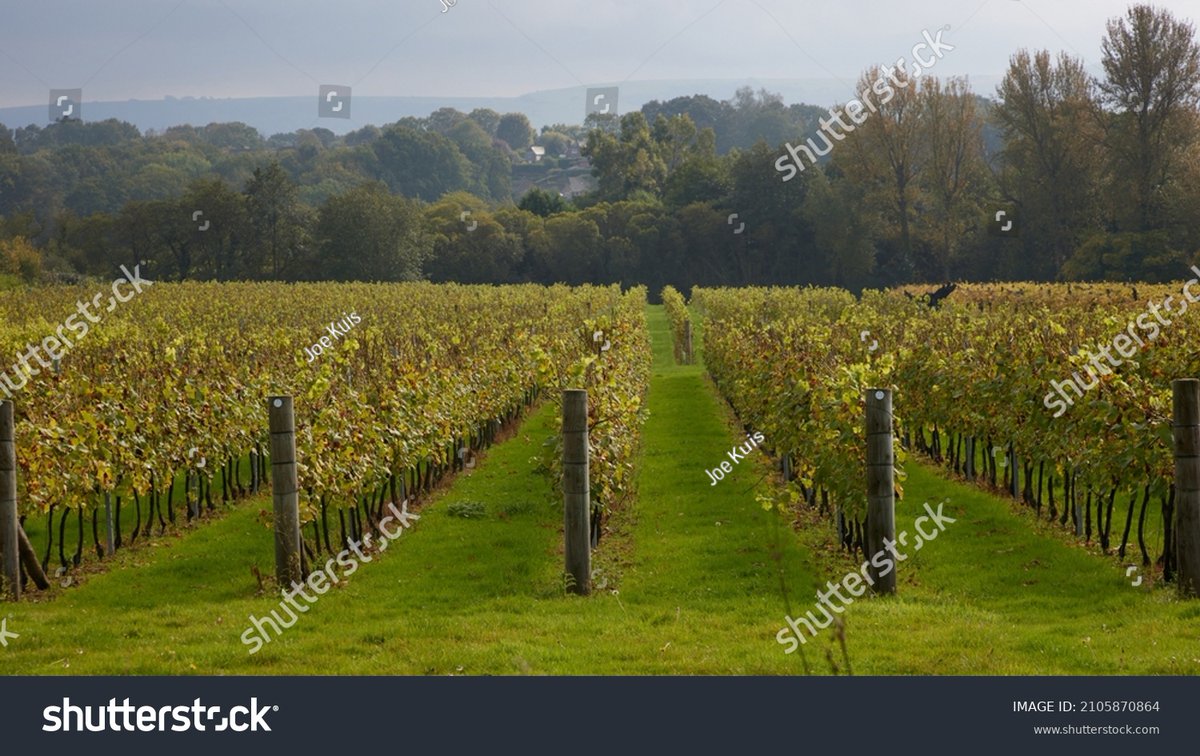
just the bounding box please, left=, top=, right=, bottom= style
left=527, top=145, right=546, bottom=162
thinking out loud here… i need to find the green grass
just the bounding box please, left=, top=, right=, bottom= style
left=808, top=463, right=1200, bottom=673
left=2, top=305, right=1197, bottom=674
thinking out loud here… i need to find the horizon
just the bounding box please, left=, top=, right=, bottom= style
left=0, top=1, right=1167, bottom=114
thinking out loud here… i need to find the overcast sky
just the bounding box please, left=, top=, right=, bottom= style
left=0, top=0, right=1194, bottom=108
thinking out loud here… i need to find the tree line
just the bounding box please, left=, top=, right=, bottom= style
left=1, top=3, right=1197, bottom=290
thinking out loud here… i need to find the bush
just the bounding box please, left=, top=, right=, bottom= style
left=0, top=236, right=43, bottom=283
left=1063, top=231, right=1188, bottom=282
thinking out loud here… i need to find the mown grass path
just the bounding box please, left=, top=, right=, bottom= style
left=2, top=306, right=1196, bottom=674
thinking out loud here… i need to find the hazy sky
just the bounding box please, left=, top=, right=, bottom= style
left=0, top=0, right=1194, bottom=108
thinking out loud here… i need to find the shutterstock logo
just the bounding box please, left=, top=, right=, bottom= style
left=318, top=85, right=351, bottom=119
left=774, top=27, right=953, bottom=182
left=42, top=697, right=276, bottom=732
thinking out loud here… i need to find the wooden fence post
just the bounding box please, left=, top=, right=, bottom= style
left=683, top=319, right=694, bottom=364
left=1172, top=379, right=1200, bottom=598
left=563, top=389, right=591, bottom=595
left=866, top=388, right=897, bottom=594
left=268, top=396, right=303, bottom=590
left=1, top=401, right=19, bottom=600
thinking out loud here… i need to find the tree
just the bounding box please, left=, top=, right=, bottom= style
left=0, top=236, right=43, bottom=283
left=582, top=112, right=668, bottom=200
left=199, top=122, right=264, bottom=151
left=111, top=200, right=160, bottom=272
left=662, top=152, right=727, bottom=209
left=496, top=113, right=535, bottom=151
left=541, top=214, right=602, bottom=284
left=447, top=119, right=494, bottom=161
left=518, top=187, right=568, bottom=217
left=423, top=192, right=523, bottom=283
left=727, top=141, right=814, bottom=284
left=726, top=87, right=802, bottom=155
left=674, top=201, right=732, bottom=286
left=144, top=198, right=195, bottom=280
left=371, top=125, right=471, bottom=201
left=494, top=206, right=548, bottom=281
left=447, top=119, right=511, bottom=200
left=1099, top=4, right=1200, bottom=232
left=641, top=95, right=728, bottom=146
left=244, top=161, right=308, bottom=278
left=428, top=107, right=467, bottom=134
left=184, top=177, right=248, bottom=280
left=64, top=177, right=115, bottom=216
left=309, top=127, right=337, bottom=149
left=313, top=183, right=429, bottom=281
left=836, top=65, right=926, bottom=279
left=919, top=76, right=990, bottom=280
left=468, top=108, right=501, bottom=137
left=538, top=130, right=571, bottom=157
left=17, top=119, right=139, bottom=151
left=1062, top=230, right=1186, bottom=282
left=128, top=163, right=189, bottom=201
left=610, top=202, right=680, bottom=289
left=802, top=171, right=876, bottom=288
left=651, top=114, right=708, bottom=175
left=60, top=212, right=117, bottom=276
left=293, top=130, right=325, bottom=163
left=994, top=50, right=1102, bottom=279
left=344, top=125, right=381, bottom=147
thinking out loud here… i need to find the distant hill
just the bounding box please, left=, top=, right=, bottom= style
left=0, top=77, right=1005, bottom=136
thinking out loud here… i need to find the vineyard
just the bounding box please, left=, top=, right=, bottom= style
left=1, top=282, right=647, bottom=583
left=0, top=280, right=1197, bottom=675
left=696, top=282, right=1198, bottom=585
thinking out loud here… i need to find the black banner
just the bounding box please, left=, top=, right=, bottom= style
left=0, top=676, right=1192, bottom=753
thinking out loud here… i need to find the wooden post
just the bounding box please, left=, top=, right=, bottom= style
left=865, top=388, right=896, bottom=594
left=1172, top=379, right=1200, bottom=598
left=268, top=396, right=303, bottom=590
left=562, top=389, right=590, bottom=595
left=683, top=319, right=694, bottom=364
left=1, top=401, right=19, bottom=600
